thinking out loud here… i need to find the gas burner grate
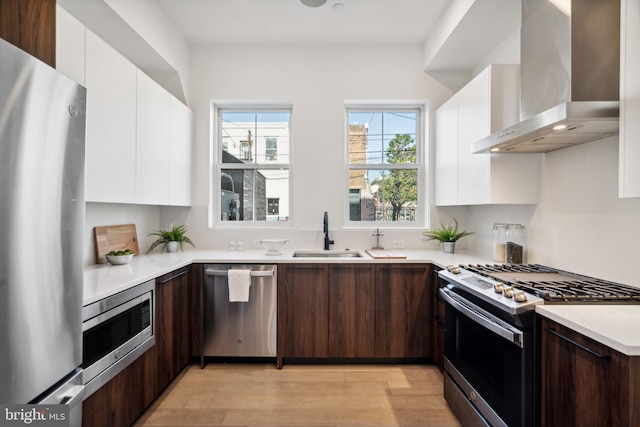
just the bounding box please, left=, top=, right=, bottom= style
left=510, top=280, right=640, bottom=302
left=463, top=263, right=557, bottom=275
left=460, top=264, right=640, bottom=303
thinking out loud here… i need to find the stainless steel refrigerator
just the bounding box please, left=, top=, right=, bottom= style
left=0, top=38, right=86, bottom=424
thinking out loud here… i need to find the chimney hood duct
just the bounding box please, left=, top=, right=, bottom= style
left=471, top=0, right=620, bottom=154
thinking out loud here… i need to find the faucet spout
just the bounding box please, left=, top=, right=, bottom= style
left=323, top=211, right=334, bottom=250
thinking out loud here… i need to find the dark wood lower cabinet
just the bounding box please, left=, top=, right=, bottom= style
left=155, top=267, right=191, bottom=393
left=328, top=264, right=375, bottom=357
left=82, top=345, right=156, bottom=427
left=277, top=262, right=433, bottom=364
left=431, top=266, right=445, bottom=370
left=374, top=264, right=432, bottom=358
left=190, top=264, right=204, bottom=362
left=82, top=267, right=191, bottom=427
left=541, top=317, right=640, bottom=427
left=278, top=263, right=329, bottom=362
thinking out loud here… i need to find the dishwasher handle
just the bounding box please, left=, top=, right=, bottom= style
left=205, top=268, right=274, bottom=277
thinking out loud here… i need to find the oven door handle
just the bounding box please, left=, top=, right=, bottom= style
left=440, top=288, right=524, bottom=348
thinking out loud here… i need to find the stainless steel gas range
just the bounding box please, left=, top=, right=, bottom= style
left=438, top=263, right=640, bottom=427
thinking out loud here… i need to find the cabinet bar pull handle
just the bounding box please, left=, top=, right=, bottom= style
left=545, top=328, right=611, bottom=359
left=159, top=269, right=189, bottom=284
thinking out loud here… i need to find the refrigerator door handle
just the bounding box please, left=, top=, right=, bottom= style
left=56, top=385, right=85, bottom=407
left=36, top=371, right=85, bottom=427
left=37, top=371, right=85, bottom=408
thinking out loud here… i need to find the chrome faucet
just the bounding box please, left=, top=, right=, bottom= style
left=372, top=228, right=384, bottom=250
left=323, top=211, right=334, bottom=250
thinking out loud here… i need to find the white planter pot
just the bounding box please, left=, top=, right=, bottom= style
left=166, top=241, right=179, bottom=253
left=443, top=242, right=455, bottom=253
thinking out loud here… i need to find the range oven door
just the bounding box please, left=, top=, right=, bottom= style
left=440, top=287, right=535, bottom=427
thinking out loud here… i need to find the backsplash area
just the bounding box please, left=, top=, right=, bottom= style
left=466, top=136, right=640, bottom=287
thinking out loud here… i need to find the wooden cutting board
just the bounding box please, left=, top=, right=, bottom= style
left=365, top=249, right=407, bottom=259
left=94, top=224, right=139, bottom=264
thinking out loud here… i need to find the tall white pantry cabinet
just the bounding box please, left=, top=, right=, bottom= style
left=56, top=7, right=193, bottom=206
left=434, top=64, right=540, bottom=206
left=619, top=0, right=640, bottom=198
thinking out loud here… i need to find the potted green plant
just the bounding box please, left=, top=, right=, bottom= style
left=146, top=225, right=195, bottom=254
left=423, top=218, right=474, bottom=253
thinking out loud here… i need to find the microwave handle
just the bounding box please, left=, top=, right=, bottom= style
left=440, top=288, right=524, bottom=348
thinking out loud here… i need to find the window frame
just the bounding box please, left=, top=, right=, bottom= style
left=344, top=102, right=427, bottom=228
left=211, top=101, right=293, bottom=228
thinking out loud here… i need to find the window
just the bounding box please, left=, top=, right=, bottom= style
left=215, top=106, right=291, bottom=224
left=268, top=198, right=279, bottom=215
left=265, top=137, right=278, bottom=161
left=346, top=106, right=423, bottom=225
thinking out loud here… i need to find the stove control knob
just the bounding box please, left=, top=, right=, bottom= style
left=503, top=286, right=515, bottom=298
left=446, top=265, right=461, bottom=274
left=493, top=283, right=504, bottom=293
left=513, top=290, right=527, bottom=302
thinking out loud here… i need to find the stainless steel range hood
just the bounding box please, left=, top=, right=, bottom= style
left=471, top=0, right=620, bottom=154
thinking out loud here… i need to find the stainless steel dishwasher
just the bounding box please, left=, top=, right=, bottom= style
left=203, top=264, right=277, bottom=358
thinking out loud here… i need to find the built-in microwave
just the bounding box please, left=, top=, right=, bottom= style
left=82, top=279, right=155, bottom=399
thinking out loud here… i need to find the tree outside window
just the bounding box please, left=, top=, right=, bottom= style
left=347, top=108, right=421, bottom=224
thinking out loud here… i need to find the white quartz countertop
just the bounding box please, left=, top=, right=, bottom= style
left=536, top=305, right=640, bottom=356
left=84, top=248, right=640, bottom=356
left=83, top=248, right=486, bottom=305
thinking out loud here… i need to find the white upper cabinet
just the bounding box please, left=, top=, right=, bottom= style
left=620, top=0, right=640, bottom=198
left=84, top=30, right=137, bottom=203
left=56, top=6, right=85, bottom=86
left=168, top=97, right=193, bottom=206
left=136, top=70, right=171, bottom=205
left=434, top=96, right=458, bottom=206
left=434, top=64, right=540, bottom=206
left=57, top=10, right=193, bottom=206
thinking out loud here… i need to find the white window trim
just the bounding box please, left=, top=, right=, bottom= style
left=343, top=101, right=428, bottom=229
left=210, top=100, right=294, bottom=229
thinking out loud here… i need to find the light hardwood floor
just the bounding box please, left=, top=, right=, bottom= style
left=134, top=363, right=461, bottom=426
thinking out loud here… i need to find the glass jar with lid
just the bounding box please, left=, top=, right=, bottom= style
left=505, top=224, right=526, bottom=264
left=492, top=223, right=507, bottom=262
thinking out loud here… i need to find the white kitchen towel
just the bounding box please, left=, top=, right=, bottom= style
left=228, top=269, right=251, bottom=302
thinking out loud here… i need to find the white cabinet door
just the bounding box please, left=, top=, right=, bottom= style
left=56, top=6, right=85, bottom=86
left=85, top=31, right=137, bottom=203
left=136, top=70, right=170, bottom=205
left=168, top=97, right=192, bottom=206
left=620, top=0, right=640, bottom=198
left=434, top=64, right=539, bottom=206
left=457, top=68, right=491, bottom=205
left=434, top=96, right=459, bottom=206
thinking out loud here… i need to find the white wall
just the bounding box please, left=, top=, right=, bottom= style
left=84, top=203, right=160, bottom=266
left=183, top=44, right=453, bottom=252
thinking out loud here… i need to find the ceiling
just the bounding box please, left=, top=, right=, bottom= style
left=155, top=0, right=451, bottom=45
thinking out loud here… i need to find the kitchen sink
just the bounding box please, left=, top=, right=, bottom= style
left=292, top=250, right=363, bottom=258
